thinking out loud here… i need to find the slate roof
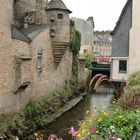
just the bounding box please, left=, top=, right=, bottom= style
left=20, top=24, right=49, bottom=40
left=12, top=24, right=49, bottom=43
left=93, top=33, right=111, bottom=43
left=111, top=0, right=131, bottom=35
left=111, top=0, right=132, bottom=57
left=11, top=26, right=31, bottom=43
left=46, top=0, right=72, bottom=13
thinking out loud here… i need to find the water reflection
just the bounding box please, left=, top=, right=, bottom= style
left=35, top=83, right=114, bottom=139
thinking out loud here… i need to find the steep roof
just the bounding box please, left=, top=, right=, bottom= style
left=12, top=26, right=31, bottom=43
left=46, top=0, right=72, bottom=13
left=12, top=24, right=49, bottom=43
left=111, top=0, right=132, bottom=58
left=20, top=24, right=49, bottom=41
left=111, top=0, right=131, bottom=35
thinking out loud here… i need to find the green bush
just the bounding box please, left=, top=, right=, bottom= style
left=76, top=106, right=140, bottom=140
left=128, top=72, right=140, bottom=87
left=84, top=52, right=94, bottom=69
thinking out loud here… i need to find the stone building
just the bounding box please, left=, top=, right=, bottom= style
left=110, top=0, right=132, bottom=81
left=93, top=31, right=112, bottom=64
left=0, top=0, right=74, bottom=113
left=71, top=17, right=94, bottom=55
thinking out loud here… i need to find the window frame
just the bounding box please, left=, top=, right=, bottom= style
left=119, top=60, right=127, bottom=73
left=37, top=51, right=43, bottom=72
left=57, top=13, right=63, bottom=19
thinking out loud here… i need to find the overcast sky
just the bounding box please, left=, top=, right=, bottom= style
left=62, top=0, right=127, bottom=31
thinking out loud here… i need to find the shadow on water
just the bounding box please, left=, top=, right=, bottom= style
left=34, top=82, right=114, bottom=140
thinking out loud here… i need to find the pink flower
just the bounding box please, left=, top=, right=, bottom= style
left=48, top=133, right=57, bottom=140
left=90, top=127, right=96, bottom=133
left=68, top=127, right=77, bottom=137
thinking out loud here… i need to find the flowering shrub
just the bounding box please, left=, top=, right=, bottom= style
left=71, top=106, right=140, bottom=140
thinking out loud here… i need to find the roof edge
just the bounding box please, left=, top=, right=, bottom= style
left=111, top=0, right=131, bottom=35
left=46, top=7, right=72, bottom=13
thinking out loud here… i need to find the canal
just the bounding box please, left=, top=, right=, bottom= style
left=29, top=82, right=114, bottom=140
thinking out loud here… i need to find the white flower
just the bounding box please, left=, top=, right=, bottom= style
left=15, top=136, right=19, bottom=140
left=112, top=129, right=115, bottom=133
left=110, top=126, right=115, bottom=133
left=110, top=125, right=115, bottom=129
left=117, top=138, right=122, bottom=140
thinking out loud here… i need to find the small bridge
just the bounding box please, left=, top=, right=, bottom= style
left=89, top=73, right=116, bottom=93
left=91, top=62, right=111, bottom=78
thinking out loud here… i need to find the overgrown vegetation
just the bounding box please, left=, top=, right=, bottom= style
left=127, top=72, right=140, bottom=87
left=70, top=19, right=81, bottom=86
left=70, top=20, right=81, bottom=56
left=82, top=51, right=94, bottom=69
left=118, top=72, right=140, bottom=109
left=0, top=81, right=81, bottom=139
left=94, top=30, right=112, bottom=34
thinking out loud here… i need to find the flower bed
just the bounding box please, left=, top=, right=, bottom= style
left=68, top=105, right=140, bottom=140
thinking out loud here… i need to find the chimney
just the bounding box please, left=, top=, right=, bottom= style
left=42, top=0, right=48, bottom=23
left=35, top=0, right=42, bottom=24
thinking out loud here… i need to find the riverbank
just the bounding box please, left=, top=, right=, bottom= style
left=0, top=80, right=86, bottom=139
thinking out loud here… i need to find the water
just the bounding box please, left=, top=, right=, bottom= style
left=34, top=82, right=114, bottom=140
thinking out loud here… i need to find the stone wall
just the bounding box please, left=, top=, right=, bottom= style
left=71, top=17, right=94, bottom=55
left=0, top=0, right=73, bottom=114
left=48, top=10, right=70, bottom=43
left=78, top=57, right=88, bottom=88
left=0, top=26, right=73, bottom=113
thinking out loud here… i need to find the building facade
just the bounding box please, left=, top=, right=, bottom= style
left=110, top=0, right=140, bottom=81
left=93, top=31, right=112, bottom=64
left=71, top=17, right=94, bottom=55
left=129, top=0, right=140, bottom=75
left=0, top=0, right=74, bottom=113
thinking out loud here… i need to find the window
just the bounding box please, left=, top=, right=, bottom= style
left=83, top=49, right=87, bottom=54
left=57, top=14, right=63, bottom=19
left=119, top=60, right=127, bottom=73
left=37, top=51, right=43, bottom=72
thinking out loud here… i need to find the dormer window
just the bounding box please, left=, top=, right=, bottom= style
left=57, top=14, right=63, bottom=19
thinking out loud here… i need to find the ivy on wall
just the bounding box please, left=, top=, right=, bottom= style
left=69, top=20, right=81, bottom=85
left=70, top=20, right=81, bottom=56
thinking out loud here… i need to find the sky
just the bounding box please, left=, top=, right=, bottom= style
left=62, top=0, right=127, bottom=31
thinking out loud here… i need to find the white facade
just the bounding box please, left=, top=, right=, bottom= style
left=111, top=57, right=129, bottom=81
left=129, top=0, right=140, bottom=75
